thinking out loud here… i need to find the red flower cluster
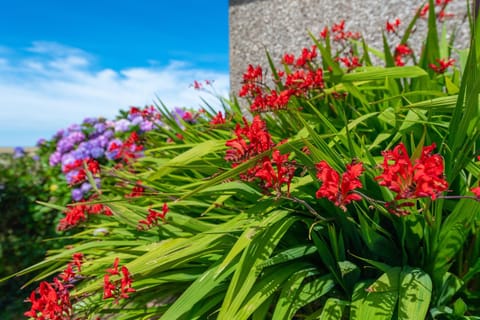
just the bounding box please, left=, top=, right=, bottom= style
left=320, top=20, right=361, bottom=42
left=210, top=111, right=227, bottom=125
left=59, top=253, right=84, bottom=283
left=24, top=280, right=72, bottom=320
left=239, top=64, right=263, bottom=98
left=138, top=203, right=169, bottom=230
left=225, top=117, right=296, bottom=195
left=108, top=132, right=144, bottom=164
left=125, top=180, right=145, bottom=198
left=58, top=199, right=113, bottom=231
left=62, top=158, right=100, bottom=186
left=315, top=160, right=364, bottom=211
left=239, top=46, right=325, bottom=113
left=386, top=18, right=401, bottom=33
left=129, top=105, right=161, bottom=121
left=394, top=44, right=413, bottom=66
left=255, top=149, right=296, bottom=196
left=375, top=143, right=448, bottom=203
left=420, top=0, right=453, bottom=21
left=103, top=258, right=136, bottom=302
left=429, top=58, right=455, bottom=74
left=225, top=116, right=274, bottom=164
left=25, top=253, right=83, bottom=320
left=335, top=55, right=362, bottom=71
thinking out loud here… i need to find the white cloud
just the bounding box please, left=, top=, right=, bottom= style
left=0, top=41, right=230, bottom=146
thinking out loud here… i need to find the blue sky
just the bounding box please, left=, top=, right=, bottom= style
left=0, top=1, right=229, bottom=146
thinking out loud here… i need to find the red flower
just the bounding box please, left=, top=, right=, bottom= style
left=395, top=44, right=412, bottom=56
left=386, top=18, right=401, bottom=33
left=106, top=257, right=120, bottom=276
left=225, top=116, right=274, bottom=164
left=119, top=266, right=136, bottom=299
left=254, top=150, right=296, bottom=196
left=336, top=55, right=362, bottom=71
left=103, top=274, right=116, bottom=299
left=126, top=181, right=145, bottom=198
left=320, top=26, right=329, bottom=39
left=239, top=64, right=263, bottom=98
left=103, top=258, right=135, bottom=302
left=315, top=160, right=364, bottom=211
left=282, top=53, right=295, bottom=65
left=210, top=111, right=226, bottom=125
left=138, top=203, right=169, bottom=229
left=58, top=199, right=113, bottom=230
left=58, top=204, right=87, bottom=231
left=24, top=280, right=72, bottom=320
left=375, top=143, right=448, bottom=202
left=295, top=45, right=317, bottom=68
left=192, top=80, right=202, bottom=90
left=429, top=58, right=455, bottom=74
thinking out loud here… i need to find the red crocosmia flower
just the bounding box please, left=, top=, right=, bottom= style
left=395, top=44, right=412, bottom=56
left=282, top=53, right=295, bottom=65
left=336, top=56, right=362, bottom=71
left=72, top=253, right=83, bottom=272
left=239, top=64, right=263, bottom=97
left=320, top=26, right=329, bottom=39
left=332, top=20, right=345, bottom=33
left=420, top=4, right=429, bottom=17
left=386, top=18, right=401, bottom=33
left=106, top=257, right=120, bottom=276
left=225, top=116, right=274, bottom=164
left=59, top=263, right=76, bottom=283
left=254, top=150, right=296, bottom=196
left=138, top=203, right=169, bottom=229
left=119, top=266, right=136, bottom=299
left=103, top=258, right=135, bottom=302
left=471, top=186, right=480, bottom=198
left=375, top=143, right=448, bottom=201
left=295, top=45, right=317, bottom=68
left=126, top=181, right=145, bottom=198
left=24, top=279, right=73, bottom=320
left=315, top=160, right=364, bottom=211
left=103, top=274, right=116, bottom=299
left=210, top=111, right=226, bottom=125
left=192, top=80, right=202, bottom=90
left=429, top=58, right=455, bottom=74
left=58, top=199, right=113, bottom=230
left=58, top=204, right=87, bottom=231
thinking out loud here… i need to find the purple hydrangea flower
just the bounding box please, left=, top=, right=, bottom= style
left=90, top=147, right=104, bottom=159
left=114, top=119, right=131, bottom=133
left=36, top=138, right=46, bottom=147
left=67, top=124, right=81, bottom=132
left=49, top=151, right=62, bottom=166
left=82, top=117, right=97, bottom=125
left=93, top=123, right=106, bottom=135
left=13, top=147, right=26, bottom=159
left=80, top=182, right=92, bottom=194
left=71, top=188, right=84, bottom=202
left=131, top=115, right=143, bottom=126
left=140, top=120, right=154, bottom=132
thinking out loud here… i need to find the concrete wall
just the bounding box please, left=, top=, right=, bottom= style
left=229, top=0, right=470, bottom=96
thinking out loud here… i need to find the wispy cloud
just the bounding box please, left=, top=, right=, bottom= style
left=0, top=41, right=230, bottom=146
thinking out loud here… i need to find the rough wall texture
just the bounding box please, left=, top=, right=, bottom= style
left=229, top=0, right=470, bottom=96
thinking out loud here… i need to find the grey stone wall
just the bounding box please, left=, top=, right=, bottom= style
left=229, top=0, right=470, bottom=96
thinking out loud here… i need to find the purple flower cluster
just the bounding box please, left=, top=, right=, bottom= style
left=46, top=106, right=163, bottom=201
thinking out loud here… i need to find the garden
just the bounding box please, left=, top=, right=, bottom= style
left=1, top=0, right=480, bottom=319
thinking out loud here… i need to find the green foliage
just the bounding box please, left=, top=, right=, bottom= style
left=0, top=149, right=71, bottom=319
